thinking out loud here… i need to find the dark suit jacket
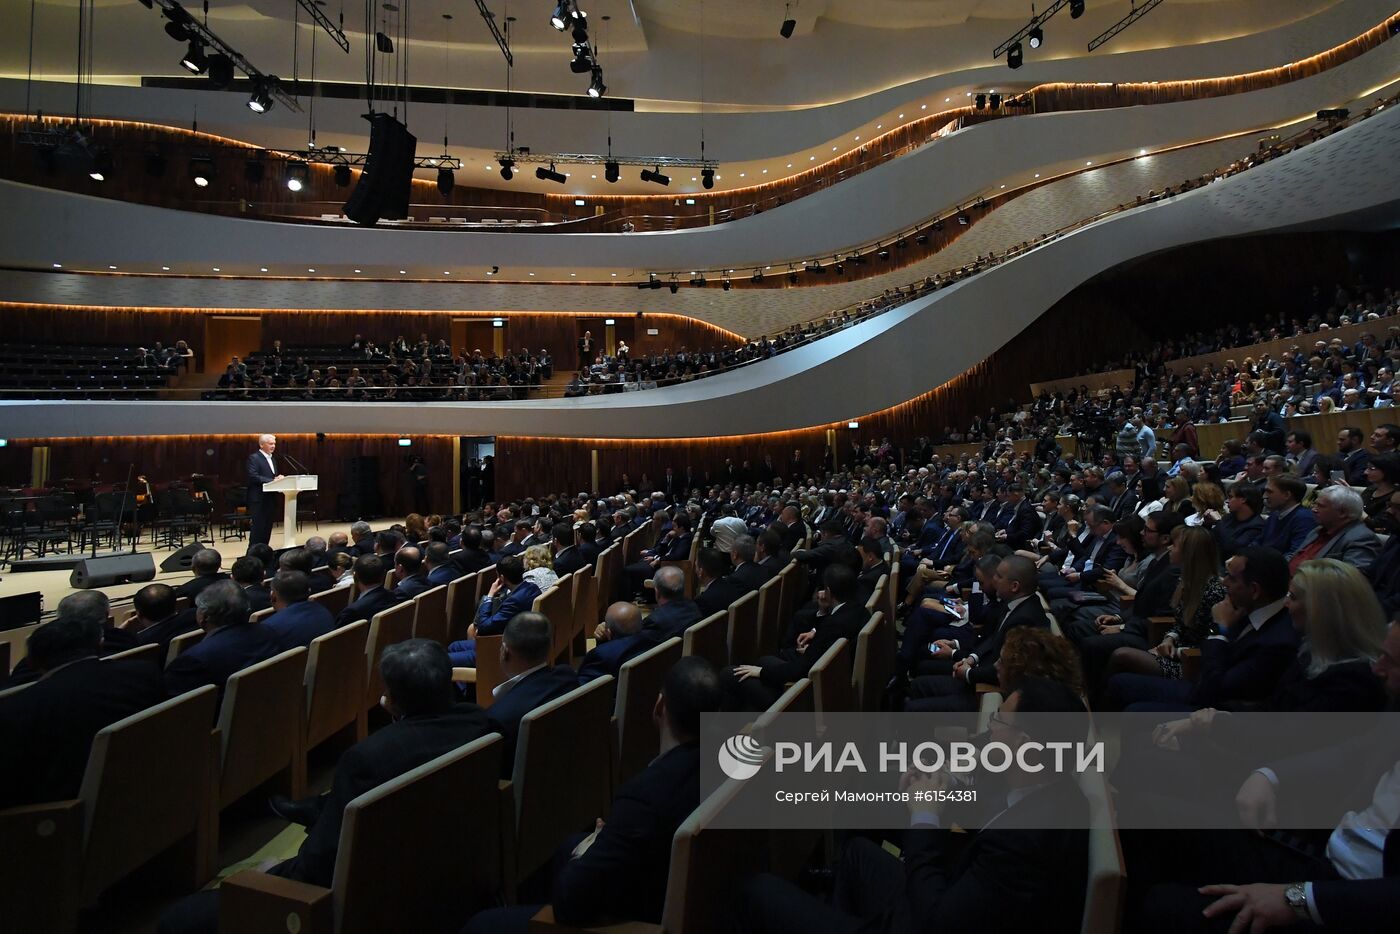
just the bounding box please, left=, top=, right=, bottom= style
left=1004, top=501, right=1043, bottom=550
left=695, top=575, right=753, bottom=618
left=1211, top=513, right=1265, bottom=560
left=577, top=633, right=645, bottom=685
left=1342, top=447, right=1371, bottom=486
left=265, top=600, right=338, bottom=651
left=275, top=703, right=494, bottom=887
left=426, top=564, right=458, bottom=587
left=131, top=608, right=200, bottom=656
left=163, top=622, right=282, bottom=700
left=0, top=657, right=166, bottom=808
left=485, top=665, right=578, bottom=775
left=394, top=574, right=432, bottom=600
left=965, top=596, right=1051, bottom=685
left=246, top=450, right=277, bottom=502
left=336, top=585, right=402, bottom=629
left=452, top=547, right=492, bottom=576
left=243, top=584, right=272, bottom=613
left=793, top=537, right=860, bottom=577
left=307, top=569, right=337, bottom=594
left=1125, top=555, right=1180, bottom=622
left=174, top=572, right=230, bottom=601
left=551, top=743, right=702, bottom=925
left=554, top=546, right=588, bottom=578
left=732, top=560, right=775, bottom=591
left=1369, top=535, right=1400, bottom=616
left=476, top=580, right=543, bottom=636
left=857, top=562, right=891, bottom=608
left=896, top=779, right=1088, bottom=934
left=638, top=599, right=704, bottom=644
left=1258, top=505, right=1318, bottom=558
left=1074, top=533, right=1127, bottom=588
left=1193, top=607, right=1299, bottom=708
left=760, top=601, right=869, bottom=688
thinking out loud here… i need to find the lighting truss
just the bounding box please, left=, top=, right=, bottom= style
left=1088, top=0, right=1166, bottom=52
left=994, top=0, right=1071, bottom=59
left=492, top=151, right=717, bottom=171
left=148, top=0, right=300, bottom=112
left=285, top=147, right=462, bottom=170
left=473, top=0, right=513, bottom=66
left=295, top=0, right=350, bottom=53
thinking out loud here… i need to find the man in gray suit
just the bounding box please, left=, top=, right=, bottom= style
left=1289, top=486, right=1380, bottom=575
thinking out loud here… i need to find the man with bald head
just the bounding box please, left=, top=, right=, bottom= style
left=578, top=602, right=646, bottom=684
left=246, top=433, right=284, bottom=548
left=635, top=566, right=702, bottom=645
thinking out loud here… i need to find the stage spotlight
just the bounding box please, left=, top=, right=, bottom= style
left=536, top=162, right=567, bottom=184
left=550, top=3, right=569, bottom=30
left=499, top=157, right=516, bottom=180
left=722, top=278, right=732, bottom=291
left=145, top=150, right=167, bottom=178
left=932, top=219, right=944, bottom=231
left=1070, top=0, right=1085, bottom=18
left=834, top=261, right=844, bottom=274
left=807, top=260, right=825, bottom=274
left=88, top=150, right=112, bottom=182
left=243, top=157, right=265, bottom=183
left=284, top=161, right=308, bottom=192
left=780, top=18, right=796, bottom=38
left=207, top=54, right=235, bottom=88
left=876, top=245, right=890, bottom=259
left=689, top=276, right=707, bottom=287
left=788, top=271, right=799, bottom=284
left=1028, top=27, right=1043, bottom=48
left=640, top=166, right=670, bottom=186
left=190, top=156, right=214, bottom=187
left=895, top=238, right=908, bottom=249
left=333, top=163, right=352, bottom=186
left=1007, top=43, right=1023, bottom=69
left=570, top=43, right=592, bottom=73
left=587, top=67, right=606, bottom=98
left=180, top=40, right=207, bottom=74
left=957, top=212, right=970, bottom=225
left=669, top=281, right=679, bottom=294
left=975, top=93, right=987, bottom=109
left=701, top=167, right=715, bottom=189
left=571, top=13, right=589, bottom=43
left=604, top=160, right=619, bottom=183
left=914, top=231, right=928, bottom=245
left=437, top=166, right=455, bottom=195
left=164, top=19, right=190, bottom=42
left=751, top=269, right=764, bottom=283
left=247, top=81, right=274, bottom=114
left=989, top=93, right=1002, bottom=108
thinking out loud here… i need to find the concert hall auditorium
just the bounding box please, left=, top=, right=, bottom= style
left=2, top=1, right=1398, bottom=931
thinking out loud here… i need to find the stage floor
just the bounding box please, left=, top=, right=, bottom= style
left=1, top=517, right=407, bottom=614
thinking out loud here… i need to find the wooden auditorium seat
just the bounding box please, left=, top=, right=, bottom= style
left=310, top=585, right=350, bottom=620
left=445, top=571, right=480, bottom=642
left=166, top=627, right=205, bottom=667
left=775, top=561, right=803, bottom=629
left=216, top=647, right=308, bottom=807
left=851, top=612, right=893, bottom=713
left=249, top=607, right=275, bottom=624
left=102, top=642, right=162, bottom=668
left=532, top=580, right=575, bottom=665
left=863, top=574, right=888, bottom=614
left=682, top=610, right=728, bottom=669
left=725, top=590, right=760, bottom=665
left=754, top=574, right=783, bottom=660
left=411, top=584, right=449, bottom=645
left=613, top=636, right=683, bottom=785
left=808, top=637, right=856, bottom=719
left=364, top=601, right=416, bottom=712
left=571, top=565, right=598, bottom=662
left=220, top=733, right=506, bottom=934
left=304, top=621, right=370, bottom=749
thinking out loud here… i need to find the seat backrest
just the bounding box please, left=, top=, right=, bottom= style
left=776, top=560, right=802, bottom=629
left=512, top=676, right=616, bottom=881
left=166, top=628, right=205, bottom=667
left=102, top=642, right=162, bottom=669
left=683, top=610, right=729, bottom=669
left=216, top=647, right=308, bottom=807
left=886, top=565, right=900, bottom=624
left=365, top=601, right=417, bottom=707
left=474, top=565, right=498, bottom=604
left=614, top=636, right=683, bottom=785
left=622, top=525, right=645, bottom=563
left=305, top=621, right=369, bottom=750
left=531, top=582, right=574, bottom=664
left=0, top=623, right=36, bottom=673
left=660, top=755, right=775, bottom=933
left=334, top=733, right=505, bottom=934
left=411, top=585, right=449, bottom=645
left=1080, top=725, right=1126, bottom=934
left=472, top=634, right=506, bottom=708
left=726, top=589, right=761, bottom=666
left=78, top=685, right=218, bottom=902
left=249, top=607, right=274, bottom=624
left=808, top=637, right=856, bottom=721
left=594, top=544, right=618, bottom=615
left=755, top=574, right=783, bottom=658
left=310, top=585, right=350, bottom=619
left=569, top=566, right=597, bottom=663
left=444, top=572, right=478, bottom=643
left=852, top=611, right=893, bottom=713
left=864, top=574, right=888, bottom=614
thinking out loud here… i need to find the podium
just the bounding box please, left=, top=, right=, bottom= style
left=263, top=475, right=319, bottom=548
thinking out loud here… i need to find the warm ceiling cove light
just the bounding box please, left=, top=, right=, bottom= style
left=640, top=166, right=670, bottom=186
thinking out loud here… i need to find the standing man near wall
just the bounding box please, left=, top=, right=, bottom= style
left=247, top=433, right=283, bottom=550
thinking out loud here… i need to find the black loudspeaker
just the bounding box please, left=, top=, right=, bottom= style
left=159, top=542, right=205, bottom=573
left=70, top=553, right=158, bottom=589
left=343, top=113, right=417, bottom=226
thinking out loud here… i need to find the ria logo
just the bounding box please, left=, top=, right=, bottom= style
left=717, top=734, right=766, bottom=780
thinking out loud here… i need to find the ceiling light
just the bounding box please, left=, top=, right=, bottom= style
left=604, top=160, right=620, bottom=183
left=399, top=269, right=406, bottom=274
left=1007, top=42, right=1023, bottom=69
left=247, top=81, right=274, bottom=114
left=550, top=3, right=569, bottom=30
left=212, top=267, right=220, bottom=272
left=536, top=163, right=567, bottom=184
left=780, top=17, right=796, bottom=39
left=1070, top=0, right=1086, bottom=18
left=437, top=166, right=455, bottom=195
left=180, top=40, right=207, bottom=74
left=108, top=265, right=117, bottom=270
left=701, top=167, right=715, bottom=189
left=570, top=42, right=593, bottom=74
left=52, top=262, right=61, bottom=268
left=722, top=278, right=732, bottom=291
left=162, top=266, right=171, bottom=271
left=640, top=166, right=670, bottom=186
left=307, top=268, right=316, bottom=273
left=284, top=161, right=308, bottom=192
left=587, top=67, right=606, bottom=98
left=354, top=268, right=361, bottom=273
left=189, top=156, right=214, bottom=187
left=334, top=163, right=352, bottom=186
left=499, top=157, right=515, bottom=181
left=206, top=53, right=235, bottom=89
left=573, top=198, right=585, bottom=206
left=1028, top=26, right=1043, bottom=48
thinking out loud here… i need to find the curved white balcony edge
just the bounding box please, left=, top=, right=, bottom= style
left=3, top=104, right=1398, bottom=443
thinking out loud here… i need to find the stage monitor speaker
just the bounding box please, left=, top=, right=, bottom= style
left=160, top=542, right=205, bottom=573
left=70, top=553, right=158, bottom=589
left=343, top=113, right=417, bottom=226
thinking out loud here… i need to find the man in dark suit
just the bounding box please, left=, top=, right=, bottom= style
left=465, top=656, right=721, bottom=932
left=736, top=678, right=1090, bottom=934
left=1259, top=475, right=1317, bottom=559
left=424, top=541, right=459, bottom=587
left=553, top=521, right=588, bottom=578
left=448, top=555, right=542, bottom=667
left=695, top=547, right=752, bottom=617
left=161, top=640, right=495, bottom=934
left=578, top=602, right=645, bottom=685
left=772, top=505, right=807, bottom=554
left=856, top=536, right=892, bottom=609
left=1204, top=481, right=1266, bottom=561
left=231, top=555, right=271, bottom=613
left=756, top=529, right=789, bottom=576
left=393, top=546, right=432, bottom=599
left=728, top=564, right=869, bottom=710
left=906, top=556, right=1051, bottom=712
left=1108, top=546, right=1297, bottom=712
left=495, top=520, right=530, bottom=559
left=115, top=582, right=199, bottom=657
left=1338, top=425, right=1371, bottom=486
left=576, top=522, right=602, bottom=568
left=263, top=571, right=337, bottom=651
left=246, top=433, right=282, bottom=549
left=347, top=521, right=376, bottom=557
left=635, top=566, right=704, bottom=646
left=173, top=548, right=229, bottom=601
left=793, top=520, right=861, bottom=581
left=1040, top=505, right=1126, bottom=600
left=335, top=555, right=403, bottom=629
left=0, top=597, right=166, bottom=808
left=624, top=513, right=694, bottom=598
left=1137, top=620, right=1400, bottom=933
left=485, top=612, right=579, bottom=774
left=453, top=526, right=494, bottom=575
left=730, top=534, right=776, bottom=590
left=163, top=580, right=281, bottom=701
left=1105, top=474, right=1139, bottom=522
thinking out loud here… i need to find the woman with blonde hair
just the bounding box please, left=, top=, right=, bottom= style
left=521, top=543, right=560, bottom=592
left=1184, top=482, right=1225, bottom=527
